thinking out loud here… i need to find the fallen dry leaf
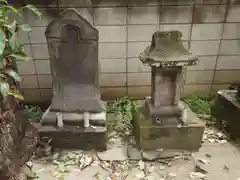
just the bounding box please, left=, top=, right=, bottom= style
left=79, top=155, right=93, bottom=169
left=167, top=172, right=177, bottom=178
left=52, top=152, right=60, bottom=160
left=159, top=165, right=166, bottom=170
left=205, top=153, right=212, bottom=158
left=138, top=160, right=144, bottom=170
left=208, top=138, right=215, bottom=143
left=22, top=165, right=37, bottom=179
left=26, top=161, right=33, bottom=168
left=189, top=172, right=206, bottom=179
left=52, top=160, right=60, bottom=165
left=195, top=165, right=208, bottom=174
left=223, top=165, right=230, bottom=173
left=197, top=158, right=210, bottom=164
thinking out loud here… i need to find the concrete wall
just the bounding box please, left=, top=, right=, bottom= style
left=17, top=0, right=240, bottom=102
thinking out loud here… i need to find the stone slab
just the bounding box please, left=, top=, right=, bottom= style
left=38, top=125, right=107, bottom=150
left=97, top=146, right=127, bottom=161
left=212, top=90, right=240, bottom=140
left=127, top=146, right=192, bottom=160
left=41, top=106, right=106, bottom=126
left=32, top=138, right=240, bottom=180
left=45, top=9, right=102, bottom=113
left=133, top=102, right=205, bottom=150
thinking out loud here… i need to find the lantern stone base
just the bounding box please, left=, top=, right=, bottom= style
left=133, top=102, right=205, bottom=150
left=212, top=90, right=240, bottom=140
left=38, top=125, right=107, bottom=151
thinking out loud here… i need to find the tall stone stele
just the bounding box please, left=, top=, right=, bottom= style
left=133, top=31, right=205, bottom=150
left=38, top=8, right=107, bottom=150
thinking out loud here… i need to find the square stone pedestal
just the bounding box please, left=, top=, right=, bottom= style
left=133, top=102, right=205, bottom=150
left=212, top=90, right=240, bottom=140
left=38, top=125, right=107, bottom=151
left=38, top=108, right=107, bottom=151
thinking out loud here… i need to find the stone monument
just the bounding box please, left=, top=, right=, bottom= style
left=38, top=9, right=107, bottom=150
left=133, top=31, right=205, bottom=150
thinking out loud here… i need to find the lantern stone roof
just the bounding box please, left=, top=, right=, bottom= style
left=139, top=31, right=198, bottom=67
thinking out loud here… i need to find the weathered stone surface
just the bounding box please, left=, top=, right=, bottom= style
left=39, top=125, right=107, bottom=150
left=151, top=66, right=183, bottom=107
left=139, top=31, right=198, bottom=67
left=212, top=90, right=240, bottom=140
left=145, top=98, right=182, bottom=124
left=41, top=107, right=106, bottom=126
left=133, top=103, right=205, bottom=150
left=126, top=146, right=142, bottom=160
left=134, top=30, right=203, bottom=151
left=39, top=8, right=107, bottom=150
left=45, top=8, right=101, bottom=113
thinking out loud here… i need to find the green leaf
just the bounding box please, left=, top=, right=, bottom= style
left=0, top=0, right=7, bottom=2
left=0, top=81, right=10, bottom=97
left=10, top=53, right=31, bottom=61
left=3, top=5, right=19, bottom=15
left=19, top=24, right=31, bottom=32
left=0, top=29, right=5, bottom=55
left=23, top=5, right=42, bottom=17
left=3, top=69, right=21, bottom=82
left=9, top=33, right=17, bottom=50
left=8, top=89, right=24, bottom=100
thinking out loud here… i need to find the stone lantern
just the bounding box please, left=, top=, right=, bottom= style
left=133, top=31, right=205, bottom=150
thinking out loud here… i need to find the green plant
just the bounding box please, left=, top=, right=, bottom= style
left=0, top=1, right=42, bottom=179
left=184, top=95, right=215, bottom=120
left=107, top=97, right=136, bottom=139
left=0, top=0, right=41, bottom=101
left=24, top=104, right=43, bottom=122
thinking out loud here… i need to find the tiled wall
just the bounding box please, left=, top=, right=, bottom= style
left=17, top=0, right=240, bottom=102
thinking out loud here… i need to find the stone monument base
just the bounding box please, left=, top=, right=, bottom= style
left=133, top=101, right=205, bottom=150
left=38, top=107, right=107, bottom=150
left=38, top=125, right=107, bottom=150
left=212, top=90, right=240, bottom=140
